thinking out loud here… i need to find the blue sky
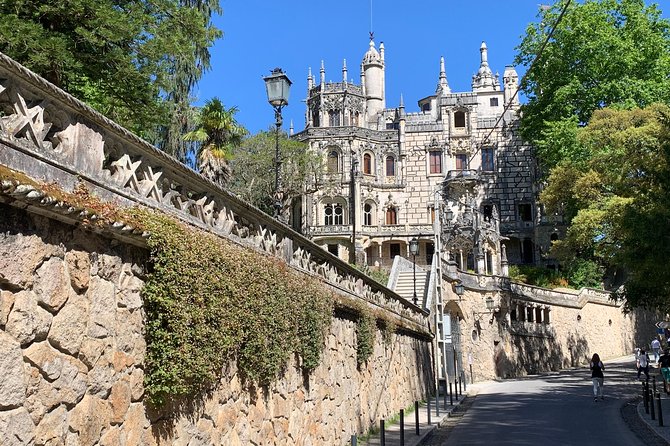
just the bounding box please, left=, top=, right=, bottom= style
left=197, top=0, right=670, bottom=134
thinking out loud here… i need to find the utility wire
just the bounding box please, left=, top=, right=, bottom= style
left=468, top=0, right=572, bottom=164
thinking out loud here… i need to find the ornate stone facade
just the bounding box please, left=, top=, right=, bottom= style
left=294, top=39, right=550, bottom=271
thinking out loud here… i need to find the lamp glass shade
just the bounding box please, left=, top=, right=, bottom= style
left=264, top=68, right=292, bottom=107
left=485, top=296, right=495, bottom=310
left=409, top=237, right=419, bottom=256
left=454, top=282, right=464, bottom=296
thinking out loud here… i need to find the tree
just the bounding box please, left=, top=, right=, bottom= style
left=541, top=104, right=670, bottom=312
left=228, top=130, right=322, bottom=220
left=183, top=98, right=247, bottom=186
left=516, top=0, right=670, bottom=171
left=0, top=0, right=221, bottom=145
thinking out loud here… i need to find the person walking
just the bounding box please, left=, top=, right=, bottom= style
left=652, top=338, right=661, bottom=363
left=590, top=353, right=605, bottom=402
left=637, top=350, right=650, bottom=380
left=659, top=348, right=670, bottom=395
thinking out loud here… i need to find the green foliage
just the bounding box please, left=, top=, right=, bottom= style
left=380, top=318, right=396, bottom=345
left=356, top=306, right=375, bottom=367
left=516, top=0, right=670, bottom=170
left=540, top=104, right=670, bottom=311
left=228, top=130, right=322, bottom=219
left=183, top=98, right=247, bottom=186
left=508, top=265, right=568, bottom=289
left=0, top=0, right=221, bottom=144
left=135, top=209, right=334, bottom=406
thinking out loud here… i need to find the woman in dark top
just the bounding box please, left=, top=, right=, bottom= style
left=590, top=353, right=605, bottom=402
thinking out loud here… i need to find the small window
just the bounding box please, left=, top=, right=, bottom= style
left=364, top=203, right=373, bottom=225
left=482, top=204, right=493, bottom=221
left=385, top=207, right=397, bottom=225
left=329, top=110, right=340, bottom=127
left=386, top=122, right=399, bottom=130
left=454, top=111, right=466, bottom=128
left=334, top=204, right=344, bottom=225
left=455, top=154, right=468, bottom=170
left=482, top=148, right=494, bottom=172
left=352, top=112, right=359, bottom=127
left=327, top=244, right=338, bottom=256
left=389, top=243, right=401, bottom=258
left=519, top=203, right=533, bottom=222
left=363, top=153, right=372, bottom=175
left=386, top=156, right=396, bottom=176
left=490, top=97, right=499, bottom=107
left=510, top=307, right=518, bottom=321
left=327, top=150, right=339, bottom=173
left=429, top=150, right=442, bottom=174
left=430, top=207, right=435, bottom=224
left=422, top=103, right=431, bottom=112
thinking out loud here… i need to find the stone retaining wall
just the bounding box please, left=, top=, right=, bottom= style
left=0, top=204, right=432, bottom=445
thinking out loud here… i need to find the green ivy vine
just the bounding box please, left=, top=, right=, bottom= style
left=135, top=209, right=335, bottom=407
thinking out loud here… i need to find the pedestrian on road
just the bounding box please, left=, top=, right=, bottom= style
left=659, top=348, right=670, bottom=395
left=636, top=350, right=650, bottom=381
left=652, top=338, right=661, bottom=363
left=590, top=353, right=605, bottom=402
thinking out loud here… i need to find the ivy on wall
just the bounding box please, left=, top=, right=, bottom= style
left=0, top=167, right=408, bottom=408
left=134, top=209, right=336, bottom=406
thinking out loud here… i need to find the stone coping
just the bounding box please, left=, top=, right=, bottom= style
left=0, top=51, right=429, bottom=331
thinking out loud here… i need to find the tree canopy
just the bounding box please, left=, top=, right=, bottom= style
left=0, top=0, right=221, bottom=149
left=183, top=98, right=247, bottom=186
left=516, top=0, right=670, bottom=171
left=228, top=130, right=322, bottom=221
left=541, top=104, right=670, bottom=312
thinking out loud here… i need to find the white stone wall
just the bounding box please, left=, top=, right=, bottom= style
left=0, top=204, right=432, bottom=445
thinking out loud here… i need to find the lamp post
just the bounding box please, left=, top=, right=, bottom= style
left=409, top=237, right=420, bottom=306
left=263, top=68, right=292, bottom=221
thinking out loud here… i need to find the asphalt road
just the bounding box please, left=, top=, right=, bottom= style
left=432, top=357, right=647, bottom=446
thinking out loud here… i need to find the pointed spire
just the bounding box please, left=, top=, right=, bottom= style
left=379, top=41, right=385, bottom=62
left=436, top=56, right=451, bottom=94
left=320, top=60, right=325, bottom=85
left=480, top=41, right=489, bottom=68
left=472, top=41, right=497, bottom=91
left=399, top=94, right=405, bottom=118
left=399, top=93, right=404, bottom=108
left=307, top=67, right=314, bottom=90
left=289, top=120, right=294, bottom=136
left=342, top=59, right=348, bottom=83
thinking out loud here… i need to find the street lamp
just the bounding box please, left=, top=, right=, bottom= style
left=263, top=68, right=292, bottom=221
left=453, top=281, right=465, bottom=297
left=409, top=237, right=420, bottom=306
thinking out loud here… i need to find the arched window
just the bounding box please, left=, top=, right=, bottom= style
left=353, top=112, right=359, bottom=127
left=454, top=111, right=466, bottom=128
left=327, top=150, right=339, bottom=173
left=364, top=203, right=373, bottom=225
left=386, top=156, right=396, bottom=177
left=329, top=110, right=340, bottom=127
left=363, top=153, right=372, bottom=175
left=324, top=203, right=345, bottom=225
left=385, top=207, right=397, bottom=225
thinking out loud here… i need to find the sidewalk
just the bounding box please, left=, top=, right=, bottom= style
left=359, top=388, right=471, bottom=446
left=635, top=366, right=670, bottom=444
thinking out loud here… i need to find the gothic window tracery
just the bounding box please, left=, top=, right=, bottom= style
left=363, top=202, right=375, bottom=226
left=324, top=202, right=345, bottom=225
left=329, top=110, right=340, bottom=127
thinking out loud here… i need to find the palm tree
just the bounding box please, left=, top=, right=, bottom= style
left=183, top=98, right=247, bottom=186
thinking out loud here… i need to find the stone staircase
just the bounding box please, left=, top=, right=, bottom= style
left=393, top=268, right=429, bottom=304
